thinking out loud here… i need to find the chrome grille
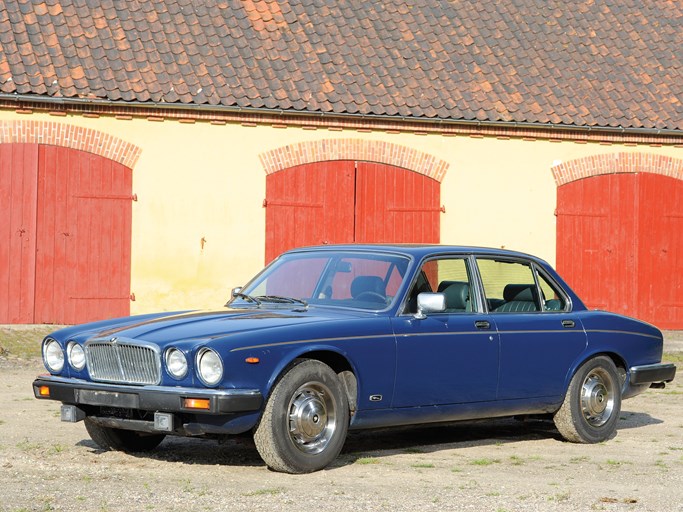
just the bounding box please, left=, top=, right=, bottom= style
left=86, top=340, right=161, bottom=385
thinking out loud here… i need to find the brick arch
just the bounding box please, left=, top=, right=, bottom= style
left=551, top=152, right=683, bottom=186
left=259, top=138, right=449, bottom=182
left=0, top=120, right=141, bottom=169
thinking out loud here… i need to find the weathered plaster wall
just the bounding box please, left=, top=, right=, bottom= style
left=1, top=110, right=680, bottom=315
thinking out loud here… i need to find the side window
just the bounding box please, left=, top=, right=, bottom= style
left=536, top=270, right=569, bottom=312
left=405, top=258, right=472, bottom=313
left=477, top=259, right=540, bottom=313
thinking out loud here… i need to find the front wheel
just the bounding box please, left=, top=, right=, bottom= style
left=254, top=360, right=350, bottom=473
left=84, top=418, right=166, bottom=452
left=553, top=355, right=622, bottom=443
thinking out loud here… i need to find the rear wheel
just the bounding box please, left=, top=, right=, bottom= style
left=84, top=418, right=166, bottom=452
left=554, top=356, right=621, bottom=443
left=254, top=360, right=349, bottom=473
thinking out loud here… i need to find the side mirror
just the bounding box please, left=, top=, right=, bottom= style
left=415, top=292, right=446, bottom=319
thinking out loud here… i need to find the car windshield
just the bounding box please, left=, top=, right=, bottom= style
left=234, top=250, right=411, bottom=310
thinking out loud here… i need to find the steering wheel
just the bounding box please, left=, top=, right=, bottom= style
left=355, top=291, right=386, bottom=303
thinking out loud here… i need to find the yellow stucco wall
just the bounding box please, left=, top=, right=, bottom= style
left=1, top=110, right=681, bottom=315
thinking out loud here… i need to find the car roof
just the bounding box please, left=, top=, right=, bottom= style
left=285, top=243, right=547, bottom=264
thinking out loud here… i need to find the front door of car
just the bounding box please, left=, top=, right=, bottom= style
left=391, top=313, right=500, bottom=407
left=475, top=257, right=588, bottom=401
left=390, top=257, right=500, bottom=408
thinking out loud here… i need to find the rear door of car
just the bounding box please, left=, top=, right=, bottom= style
left=390, top=255, right=500, bottom=408
left=474, top=256, right=588, bottom=400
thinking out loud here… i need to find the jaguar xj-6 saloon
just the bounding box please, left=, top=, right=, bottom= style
left=33, top=245, right=676, bottom=473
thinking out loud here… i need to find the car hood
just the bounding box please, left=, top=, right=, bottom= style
left=77, top=306, right=370, bottom=346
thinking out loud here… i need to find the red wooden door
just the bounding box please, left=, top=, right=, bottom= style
left=34, top=146, right=133, bottom=324
left=265, top=161, right=355, bottom=263
left=556, top=174, right=638, bottom=315
left=0, top=144, right=39, bottom=323
left=0, top=143, right=133, bottom=324
left=637, top=174, right=683, bottom=328
left=557, top=173, right=683, bottom=328
left=265, top=161, right=440, bottom=262
left=355, top=162, right=440, bottom=243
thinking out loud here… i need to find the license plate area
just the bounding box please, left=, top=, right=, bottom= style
left=77, top=389, right=139, bottom=408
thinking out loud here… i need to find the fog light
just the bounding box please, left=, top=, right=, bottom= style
left=154, top=412, right=174, bottom=432
left=61, top=405, right=86, bottom=423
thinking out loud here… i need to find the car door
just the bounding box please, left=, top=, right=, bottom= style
left=475, top=257, right=587, bottom=400
left=391, top=256, right=500, bottom=408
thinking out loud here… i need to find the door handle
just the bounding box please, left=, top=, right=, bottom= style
left=562, top=319, right=575, bottom=328
left=475, top=320, right=490, bottom=330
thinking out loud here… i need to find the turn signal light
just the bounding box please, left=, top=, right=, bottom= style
left=245, top=357, right=260, bottom=364
left=39, top=386, right=50, bottom=397
left=183, top=398, right=210, bottom=410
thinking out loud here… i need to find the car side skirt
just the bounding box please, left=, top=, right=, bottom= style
left=349, top=397, right=562, bottom=430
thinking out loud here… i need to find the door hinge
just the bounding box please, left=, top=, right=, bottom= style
left=75, top=194, right=137, bottom=201
left=388, top=205, right=446, bottom=213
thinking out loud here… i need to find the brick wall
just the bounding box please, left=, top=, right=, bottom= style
left=0, top=119, right=141, bottom=169
left=259, top=138, right=450, bottom=182
left=551, top=152, right=683, bottom=186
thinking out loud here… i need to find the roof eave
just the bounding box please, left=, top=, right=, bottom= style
left=1, top=93, right=681, bottom=138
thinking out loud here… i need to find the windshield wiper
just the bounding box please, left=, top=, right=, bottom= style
left=256, top=295, right=309, bottom=308
left=231, top=292, right=262, bottom=306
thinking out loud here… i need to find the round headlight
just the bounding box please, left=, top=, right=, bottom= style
left=196, top=348, right=223, bottom=386
left=43, top=339, right=64, bottom=373
left=67, top=342, right=86, bottom=371
left=165, top=348, right=188, bottom=379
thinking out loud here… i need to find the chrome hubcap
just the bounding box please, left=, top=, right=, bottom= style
left=288, top=382, right=337, bottom=454
left=581, top=368, right=615, bottom=427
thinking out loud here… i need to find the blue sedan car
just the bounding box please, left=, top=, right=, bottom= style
left=33, top=245, right=676, bottom=473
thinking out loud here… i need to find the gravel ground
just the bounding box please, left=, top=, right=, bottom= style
left=0, top=333, right=681, bottom=512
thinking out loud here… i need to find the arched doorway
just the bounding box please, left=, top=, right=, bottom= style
left=264, top=160, right=442, bottom=262
left=556, top=171, right=683, bottom=329
left=0, top=143, right=134, bottom=324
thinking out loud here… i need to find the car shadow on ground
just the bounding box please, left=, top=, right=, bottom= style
left=77, top=435, right=266, bottom=468
left=616, top=410, right=663, bottom=430
left=341, top=417, right=558, bottom=457
left=337, top=412, right=664, bottom=466
left=73, top=412, right=664, bottom=471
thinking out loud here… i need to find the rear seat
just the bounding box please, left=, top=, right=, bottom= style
left=494, top=284, right=539, bottom=312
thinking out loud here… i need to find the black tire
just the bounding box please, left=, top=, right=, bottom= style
left=553, top=355, right=622, bottom=443
left=254, top=360, right=350, bottom=473
left=84, top=418, right=166, bottom=452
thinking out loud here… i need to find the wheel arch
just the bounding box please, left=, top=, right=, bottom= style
left=264, top=346, right=359, bottom=416
left=565, top=351, right=628, bottom=397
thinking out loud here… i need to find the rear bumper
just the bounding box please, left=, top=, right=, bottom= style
left=629, top=363, right=676, bottom=386
left=32, top=375, right=263, bottom=414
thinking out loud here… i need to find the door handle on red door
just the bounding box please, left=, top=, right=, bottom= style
left=562, top=319, right=576, bottom=328
left=475, top=320, right=490, bottom=330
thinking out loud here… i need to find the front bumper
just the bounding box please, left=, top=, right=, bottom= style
left=629, top=363, right=677, bottom=386
left=32, top=375, right=263, bottom=414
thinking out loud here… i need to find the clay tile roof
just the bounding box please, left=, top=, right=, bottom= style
left=0, top=0, right=681, bottom=130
